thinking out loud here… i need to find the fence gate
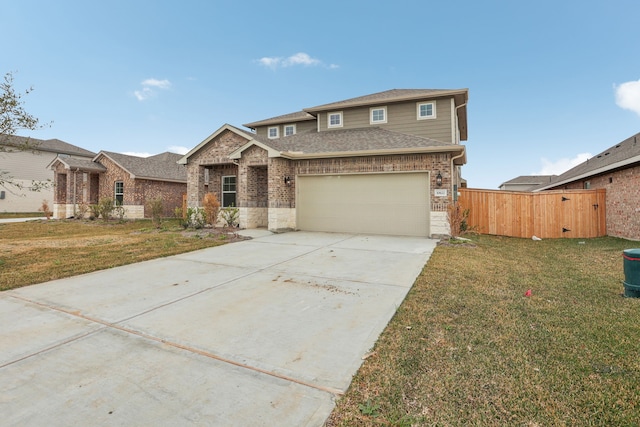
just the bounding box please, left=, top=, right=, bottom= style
left=459, top=188, right=606, bottom=238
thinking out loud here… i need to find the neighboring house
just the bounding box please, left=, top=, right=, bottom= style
left=499, top=175, right=556, bottom=191
left=535, top=132, right=640, bottom=240
left=49, top=151, right=186, bottom=219
left=179, top=88, right=469, bottom=237
left=0, top=135, right=95, bottom=213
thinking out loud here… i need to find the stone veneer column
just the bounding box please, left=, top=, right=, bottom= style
left=187, top=165, right=205, bottom=207
left=267, top=158, right=295, bottom=231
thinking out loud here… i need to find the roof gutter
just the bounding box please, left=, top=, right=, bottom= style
left=533, top=154, right=640, bottom=192
left=278, top=145, right=465, bottom=160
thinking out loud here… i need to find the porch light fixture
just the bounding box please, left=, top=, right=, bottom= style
left=284, top=176, right=292, bottom=186
left=436, top=171, right=443, bottom=187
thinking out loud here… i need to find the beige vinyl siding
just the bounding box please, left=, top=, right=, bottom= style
left=0, top=150, right=95, bottom=212
left=254, top=120, right=317, bottom=138
left=4, top=149, right=58, bottom=180
left=317, top=98, right=453, bottom=142
left=0, top=150, right=57, bottom=212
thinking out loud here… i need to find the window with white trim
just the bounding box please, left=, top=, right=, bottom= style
left=222, top=175, right=237, bottom=207
left=268, top=126, right=279, bottom=139
left=284, top=124, right=296, bottom=136
left=417, top=102, right=436, bottom=120
left=370, top=107, right=387, bottom=124
left=114, top=181, right=124, bottom=205
left=328, top=112, right=343, bottom=128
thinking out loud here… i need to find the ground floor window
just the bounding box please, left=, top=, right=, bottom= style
left=222, top=175, right=236, bottom=207
left=114, top=181, right=124, bottom=205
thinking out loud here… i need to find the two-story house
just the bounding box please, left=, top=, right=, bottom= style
left=0, top=135, right=96, bottom=213
left=179, top=88, right=468, bottom=237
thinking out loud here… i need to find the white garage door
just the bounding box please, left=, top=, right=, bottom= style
left=296, top=172, right=430, bottom=237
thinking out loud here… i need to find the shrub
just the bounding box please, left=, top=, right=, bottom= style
left=146, top=198, right=164, bottom=228
left=89, top=203, right=100, bottom=220
left=39, top=199, right=52, bottom=220
left=447, top=200, right=475, bottom=238
left=203, top=193, right=220, bottom=226
left=186, top=206, right=205, bottom=229
left=220, top=205, right=239, bottom=228
left=76, top=202, right=89, bottom=219
left=96, top=197, right=115, bottom=221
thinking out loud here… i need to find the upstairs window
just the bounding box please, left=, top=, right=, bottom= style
left=417, top=102, right=436, bottom=120
left=284, top=124, right=296, bottom=136
left=370, top=107, right=387, bottom=124
left=328, top=112, right=343, bottom=128
left=222, top=175, right=237, bottom=207
left=268, top=126, right=279, bottom=139
left=114, top=181, right=124, bottom=205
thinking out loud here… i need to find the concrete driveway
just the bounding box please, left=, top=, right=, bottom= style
left=1, top=231, right=436, bottom=426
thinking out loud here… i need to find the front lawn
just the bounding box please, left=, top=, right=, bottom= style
left=327, top=235, right=640, bottom=426
left=0, top=219, right=242, bottom=291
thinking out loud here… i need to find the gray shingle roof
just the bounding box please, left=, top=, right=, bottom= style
left=1, top=134, right=95, bottom=157
left=52, top=156, right=107, bottom=172
left=537, top=132, right=640, bottom=190
left=304, top=88, right=468, bottom=112
left=243, top=111, right=316, bottom=129
left=248, top=127, right=457, bottom=155
left=501, top=175, right=557, bottom=185
left=97, top=151, right=186, bottom=182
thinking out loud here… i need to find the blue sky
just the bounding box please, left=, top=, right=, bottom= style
left=4, top=0, right=640, bottom=189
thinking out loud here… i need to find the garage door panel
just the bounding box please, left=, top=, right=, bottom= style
left=297, top=173, right=430, bottom=237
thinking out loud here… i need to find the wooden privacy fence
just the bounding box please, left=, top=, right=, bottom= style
left=458, top=188, right=606, bottom=238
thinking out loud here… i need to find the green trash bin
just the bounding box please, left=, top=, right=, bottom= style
left=623, top=249, right=640, bottom=298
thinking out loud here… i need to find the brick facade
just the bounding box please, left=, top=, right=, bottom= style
left=183, top=126, right=459, bottom=235
left=185, top=130, right=247, bottom=207
left=293, top=153, right=453, bottom=211
left=548, top=164, right=640, bottom=240
left=52, top=163, right=101, bottom=218
left=52, top=156, right=186, bottom=219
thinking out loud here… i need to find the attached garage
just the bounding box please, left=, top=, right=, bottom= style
left=296, top=172, right=431, bottom=237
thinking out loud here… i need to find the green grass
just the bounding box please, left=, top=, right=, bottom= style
left=0, top=212, right=43, bottom=219
left=0, top=219, right=235, bottom=291
left=327, top=235, right=640, bottom=426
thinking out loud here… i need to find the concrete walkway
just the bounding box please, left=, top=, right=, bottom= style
left=0, top=217, right=48, bottom=223
left=1, top=231, right=436, bottom=426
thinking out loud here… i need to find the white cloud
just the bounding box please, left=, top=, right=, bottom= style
left=283, top=52, right=320, bottom=67
left=535, top=152, right=592, bottom=175
left=142, top=78, right=171, bottom=89
left=134, top=78, right=172, bottom=101
left=258, top=56, right=283, bottom=69
left=168, top=145, right=189, bottom=155
left=257, top=52, right=336, bottom=70
left=615, top=79, right=640, bottom=116
left=121, top=151, right=152, bottom=158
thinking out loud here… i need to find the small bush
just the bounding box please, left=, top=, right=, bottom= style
left=447, top=200, right=476, bottom=238
left=39, top=199, right=52, bottom=220
left=186, top=206, right=205, bottom=229
left=203, top=193, right=220, bottom=226
left=220, top=205, right=239, bottom=228
left=174, top=207, right=188, bottom=229
left=95, top=197, right=115, bottom=221
left=146, top=198, right=164, bottom=228
left=76, top=202, right=89, bottom=219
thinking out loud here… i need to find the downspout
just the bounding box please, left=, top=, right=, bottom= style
left=73, top=169, right=79, bottom=217
left=454, top=100, right=467, bottom=145
left=451, top=98, right=468, bottom=202
left=450, top=148, right=465, bottom=202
